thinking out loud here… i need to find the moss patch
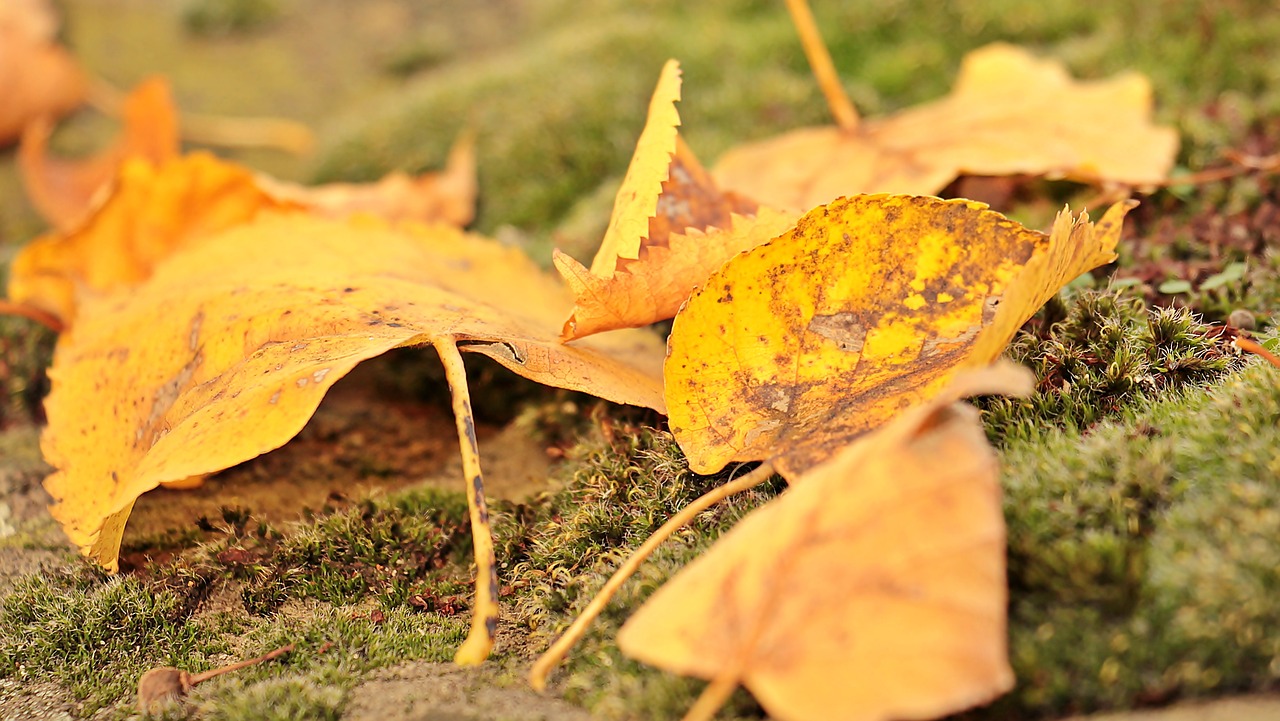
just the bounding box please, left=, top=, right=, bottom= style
left=3, top=0, right=1280, bottom=718
left=0, top=567, right=228, bottom=714
left=494, top=420, right=783, bottom=719
left=989, top=358, right=1280, bottom=716
left=981, top=289, right=1244, bottom=446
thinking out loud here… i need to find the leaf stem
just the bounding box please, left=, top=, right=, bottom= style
left=785, top=0, right=859, bottom=131
left=528, top=461, right=777, bottom=691
left=0, top=300, right=65, bottom=333
left=1236, top=335, right=1280, bottom=370
left=186, top=643, right=295, bottom=685
left=680, top=666, right=742, bottom=721
left=88, top=76, right=314, bottom=155
left=434, top=338, right=500, bottom=666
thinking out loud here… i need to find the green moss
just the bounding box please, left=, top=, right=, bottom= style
left=203, top=676, right=344, bottom=721
left=495, top=422, right=783, bottom=719
left=0, top=480, right=476, bottom=716
left=979, top=359, right=1280, bottom=717
left=981, top=289, right=1243, bottom=446
left=0, top=566, right=227, bottom=713
left=0, top=316, right=55, bottom=427
left=312, top=0, right=1280, bottom=246
left=187, top=486, right=475, bottom=614
left=181, top=0, right=282, bottom=37
left=181, top=605, right=464, bottom=720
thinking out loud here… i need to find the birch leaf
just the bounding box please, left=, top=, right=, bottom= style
left=665, top=193, right=1133, bottom=478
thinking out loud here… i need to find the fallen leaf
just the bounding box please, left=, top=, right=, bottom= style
left=9, top=153, right=293, bottom=328
left=713, top=43, right=1177, bottom=212
left=618, top=367, right=1028, bottom=721
left=553, top=60, right=792, bottom=340
left=554, top=206, right=798, bottom=340
left=20, top=76, right=470, bottom=231
left=665, top=193, right=1133, bottom=477
left=19, top=76, right=180, bottom=230
left=26, top=158, right=664, bottom=663
left=0, top=0, right=87, bottom=145
left=254, top=131, right=478, bottom=227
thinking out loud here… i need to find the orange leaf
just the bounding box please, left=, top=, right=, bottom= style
left=713, top=43, right=1177, bottom=212
left=618, top=367, right=1028, bottom=721
left=0, top=0, right=87, bottom=146
left=254, top=131, right=478, bottom=227
left=554, top=206, right=797, bottom=340
left=19, top=76, right=180, bottom=230
left=555, top=60, right=792, bottom=340
left=665, top=194, right=1133, bottom=478
left=9, top=153, right=293, bottom=328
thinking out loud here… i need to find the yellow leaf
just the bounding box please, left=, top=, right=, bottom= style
left=618, top=367, right=1028, bottom=721
left=556, top=61, right=789, bottom=339
left=41, top=209, right=664, bottom=560
left=253, top=131, right=477, bottom=227
left=19, top=76, right=179, bottom=230
left=589, top=59, right=685, bottom=277
left=665, top=194, right=1133, bottom=477
left=713, top=43, right=1177, bottom=212
left=8, top=153, right=292, bottom=328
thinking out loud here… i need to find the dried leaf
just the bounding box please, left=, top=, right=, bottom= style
left=618, top=368, right=1028, bottom=721
left=0, top=0, right=87, bottom=145
left=19, top=76, right=180, bottom=230
left=555, top=60, right=789, bottom=340
left=254, top=132, right=477, bottom=227
left=39, top=213, right=663, bottom=565
left=665, top=193, right=1133, bottom=477
left=554, top=207, right=797, bottom=340
left=588, top=59, right=685, bottom=277
left=713, top=43, right=1177, bottom=212
left=9, top=153, right=293, bottom=327
left=20, top=76, right=471, bottom=232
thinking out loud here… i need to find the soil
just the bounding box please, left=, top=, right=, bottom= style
left=343, top=662, right=592, bottom=721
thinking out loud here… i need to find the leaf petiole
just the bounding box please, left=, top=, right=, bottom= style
left=785, top=0, right=859, bottom=131
left=434, top=337, right=501, bottom=665
left=529, top=460, right=777, bottom=690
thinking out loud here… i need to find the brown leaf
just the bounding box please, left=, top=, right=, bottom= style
left=39, top=213, right=665, bottom=562
left=554, top=206, right=797, bottom=340
left=554, top=60, right=793, bottom=340
left=618, top=371, right=1025, bottom=721
left=713, top=43, right=1177, bottom=212
left=664, top=194, right=1133, bottom=478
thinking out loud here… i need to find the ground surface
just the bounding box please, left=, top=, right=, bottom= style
left=2, top=0, right=1280, bottom=719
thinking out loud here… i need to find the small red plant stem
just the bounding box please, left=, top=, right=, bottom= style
left=0, top=300, right=64, bottom=333
left=186, top=643, right=296, bottom=686
left=1149, top=151, right=1280, bottom=189
left=1236, top=335, right=1280, bottom=370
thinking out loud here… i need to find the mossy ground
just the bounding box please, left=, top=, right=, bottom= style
left=2, top=0, right=1280, bottom=718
